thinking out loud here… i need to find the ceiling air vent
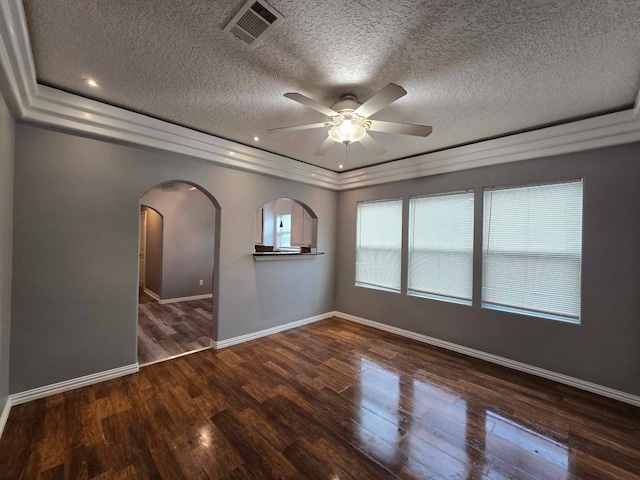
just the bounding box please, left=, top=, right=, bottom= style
left=223, top=0, right=284, bottom=48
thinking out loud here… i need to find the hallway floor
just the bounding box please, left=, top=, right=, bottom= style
left=137, top=296, right=212, bottom=365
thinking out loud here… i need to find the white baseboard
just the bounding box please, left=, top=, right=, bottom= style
left=159, top=293, right=212, bottom=304
left=9, top=363, right=139, bottom=406
left=142, top=288, right=160, bottom=301
left=334, top=311, right=640, bottom=408
left=0, top=397, right=11, bottom=441
left=212, top=312, right=334, bottom=349
left=2, top=309, right=637, bottom=447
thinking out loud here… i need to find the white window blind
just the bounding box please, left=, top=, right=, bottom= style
left=483, top=180, right=583, bottom=321
left=408, top=191, right=474, bottom=304
left=356, top=198, right=402, bottom=292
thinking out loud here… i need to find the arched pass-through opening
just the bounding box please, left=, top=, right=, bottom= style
left=137, top=180, right=221, bottom=366
left=255, top=198, right=318, bottom=253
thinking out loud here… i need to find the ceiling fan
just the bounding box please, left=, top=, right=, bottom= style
left=268, top=83, right=432, bottom=156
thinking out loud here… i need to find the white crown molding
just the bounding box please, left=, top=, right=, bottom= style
left=0, top=0, right=340, bottom=189
left=339, top=109, right=640, bottom=190
left=0, top=0, right=639, bottom=192
left=9, top=363, right=139, bottom=406
left=0, top=0, right=35, bottom=116
left=26, top=85, right=341, bottom=189
left=335, top=311, right=640, bottom=408
left=212, top=311, right=333, bottom=349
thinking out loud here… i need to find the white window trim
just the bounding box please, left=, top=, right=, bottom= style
left=355, top=197, right=403, bottom=293
left=481, top=178, right=584, bottom=323
left=407, top=189, right=475, bottom=305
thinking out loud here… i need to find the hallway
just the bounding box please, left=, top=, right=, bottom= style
left=137, top=297, right=212, bottom=365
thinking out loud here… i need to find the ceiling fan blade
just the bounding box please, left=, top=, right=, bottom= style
left=359, top=132, right=386, bottom=155
left=353, top=83, right=407, bottom=118
left=267, top=122, right=327, bottom=133
left=313, top=136, right=335, bottom=156
left=367, top=120, right=432, bottom=137
left=284, top=93, right=338, bottom=117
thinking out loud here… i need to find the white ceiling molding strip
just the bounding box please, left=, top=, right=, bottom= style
left=0, top=0, right=639, bottom=192
left=27, top=85, right=340, bottom=189
left=339, top=109, right=640, bottom=190
left=0, top=0, right=36, bottom=116
left=0, top=0, right=341, bottom=190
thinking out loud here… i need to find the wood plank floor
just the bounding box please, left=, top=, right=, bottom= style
left=2, top=317, right=639, bottom=479
left=138, top=297, right=212, bottom=365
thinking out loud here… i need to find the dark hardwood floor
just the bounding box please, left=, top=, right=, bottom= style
left=2, top=317, right=639, bottom=479
left=138, top=297, right=213, bottom=365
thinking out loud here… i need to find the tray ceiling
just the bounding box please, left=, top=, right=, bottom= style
left=23, top=0, right=640, bottom=172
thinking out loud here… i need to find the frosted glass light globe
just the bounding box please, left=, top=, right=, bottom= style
left=329, top=119, right=366, bottom=144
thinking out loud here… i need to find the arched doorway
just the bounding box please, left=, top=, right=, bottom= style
left=255, top=197, right=318, bottom=252
left=137, top=181, right=221, bottom=365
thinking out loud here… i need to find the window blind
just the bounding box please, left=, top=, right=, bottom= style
left=408, top=191, right=474, bottom=303
left=356, top=199, right=402, bottom=291
left=482, top=180, right=583, bottom=321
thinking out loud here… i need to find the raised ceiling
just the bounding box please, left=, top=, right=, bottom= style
left=23, top=0, right=640, bottom=172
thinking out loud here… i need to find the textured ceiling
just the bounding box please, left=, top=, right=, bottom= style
left=24, top=0, right=640, bottom=172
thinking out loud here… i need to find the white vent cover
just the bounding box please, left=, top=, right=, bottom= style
left=223, top=0, right=284, bottom=48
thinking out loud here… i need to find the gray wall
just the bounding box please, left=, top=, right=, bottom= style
left=11, top=117, right=638, bottom=398
left=11, top=123, right=337, bottom=393
left=336, top=142, right=640, bottom=396
left=142, top=206, right=163, bottom=297
left=0, top=91, right=13, bottom=412
left=142, top=183, right=215, bottom=300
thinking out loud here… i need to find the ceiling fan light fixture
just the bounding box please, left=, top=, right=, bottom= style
left=328, top=114, right=368, bottom=144
left=272, top=84, right=429, bottom=157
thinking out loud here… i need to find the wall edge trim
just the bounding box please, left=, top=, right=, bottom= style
left=139, top=346, right=212, bottom=367
left=9, top=363, right=140, bottom=406
left=212, top=312, right=334, bottom=349
left=0, top=397, right=11, bottom=442
left=335, top=311, right=640, bottom=408
left=142, top=287, right=160, bottom=302
left=158, top=293, right=212, bottom=304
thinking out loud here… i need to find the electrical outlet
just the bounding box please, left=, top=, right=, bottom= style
left=199, top=279, right=204, bottom=286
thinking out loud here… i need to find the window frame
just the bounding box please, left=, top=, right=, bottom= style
left=481, top=178, right=584, bottom=324
left=276, top=212, right=292, bottom=248
left=354, top=197, right=403, bottom=293
left=407, top=189, right=475, bottom=306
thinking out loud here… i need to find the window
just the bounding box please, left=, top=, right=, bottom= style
left=276, top=213, right=291, bottom=247
left=356, top=198, right=402, bottom=292
left=483, top=180, right=583, bottom=322
left=408, top=191, right=474, bottom=304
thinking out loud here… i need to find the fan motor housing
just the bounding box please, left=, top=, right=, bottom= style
left=331, top=94, right=361, bottom=114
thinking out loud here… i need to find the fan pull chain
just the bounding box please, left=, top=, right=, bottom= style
left=346, top=142, right=350, bottom=170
